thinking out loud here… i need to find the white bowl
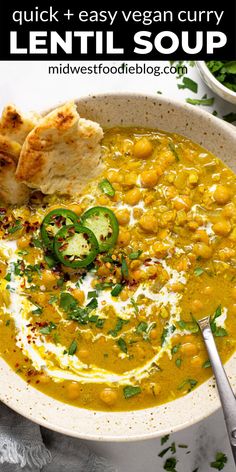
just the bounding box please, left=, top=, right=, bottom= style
left=196, top=61, right=236, bottom=105
left=1, top=92, right=236, bottom=441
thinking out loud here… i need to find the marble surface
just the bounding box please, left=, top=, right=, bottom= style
left=0, top=60, right=236, bottom=471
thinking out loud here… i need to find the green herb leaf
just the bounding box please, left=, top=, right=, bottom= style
left=95, top=282, right=113, bottom=290
left=178, top=378, right=198, bottom=392
left=177, top=316, right=199, bottom=334
left=210, top=452, right=227, bottom=470
left=194, top=267, right=204, bottom=277
left=130, top=297, right=139, bottom=314
left=98, top=178, right=115, bottom=197
left=186, top=97, right=215, bottom=106
left=49, top=295, right=58, bottom=304
left=4, top=273, right=11, bottom=282
left=161, top=434, right=170, bottom=445
left=108, top=318, right=128, bottom=337
left=223, top=112, right=236, bottom=123
left=129, top=250, right=143, bottom=260
left=117, top=338, right=127, bottom=353
left=40, top=322, right=57, bottom=335
left=136, top=321, right=148, bottom=334
left=175, top=358, right=182, bottom=368
left=163, top=456, right=177, bottom=471
left=121, top=255, right=129, bottom=278
left=5, top=319, right=10, bottom=326
left=161, top=325, right=176, bottom=346
left=60, top=292, right=77, bottom=312
left=171, top=343, right=181, bottom=355
left=210, top=306, right=228, bottom=337
left=202, top=360, right=211, bottom=369
left=44, top=253, right=58, bottom=268
left=168, top=142, right=180, bottom=161
left=111, top=284, right=123, bottom=297
left=87, top=290, right=97, bottom=299
left=8, top=221, right=23, bottom=234
left=68, top=340, right=77, bottom=356
left=178, top=76, right=198, bottom=93
left=123, top=385, right=141, bottom=399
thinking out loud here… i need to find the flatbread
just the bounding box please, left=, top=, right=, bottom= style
left=16, top=102, right=104, bottom=195
left=0, top=152, right=29, bottom=205
left=0, top=105, right=39, bottom=147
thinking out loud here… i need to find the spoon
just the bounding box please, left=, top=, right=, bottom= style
left=198, top=316, right=236, bottom=465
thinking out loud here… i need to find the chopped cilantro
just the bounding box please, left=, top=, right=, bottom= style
left=178, top=316, right=199, bottom=333
left=171, top=343, right=181, bottom=355
left=32, top=237, right=43, bottom=249
left=95, top=282, right=113, bottom=290
left=130, top=297, right=139, bottom=314
left=5, top=319, right=10, bottom=326
left=87, top=290, right=97, bottom=299
left=123, top=385, right=141, bottom=399
left=136, top=321, right=148, bottom=334
left=8, top=221, right=23, bottom=234
left=121, top=255, right=129, bottom=278
left=60, top=292, right=77, bottom=311
left=194, top=267, right=204, bottom=277
left=203, top=360, right=211, bottom=369
left=108, top=318, right=128, bottom=337
left=210, top=452, right=227, bottom=470
left=49, top=295, right=58, bottom=304
left=4, top=273, right=11, bottom=282
left=161, top=434, right=170, bottom=445
left=210, top=306, right=228, bottom=337
left=163, top=457, right=177, bottom=471
left=161, top=325, right=176, bottom=346
left=111, top=284, right=123, bottom=297
left=178, top=76, right=198, bottom=93
left=186, top=97, right=214, bottom=106
left=175, top=358, right=182, bottom=368
left=68, top=340, right=77, bottom=356
left=44, top=253, right=58, bottom=268
left=129, top=250, right=143, bottom=260
left=40, top=322, right=57, bottom=335
left=223, top=112, right=236, bottom=123
left=168, top=142, right=180, bottom=161
left=178, top=378, right=198, bottom=392
left=117, top=338, right=127, bottom=354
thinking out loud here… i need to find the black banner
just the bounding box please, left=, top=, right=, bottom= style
left=0, top=1, right=235, bottom=60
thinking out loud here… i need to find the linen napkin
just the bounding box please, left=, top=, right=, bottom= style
left=0, top=403, right=116, bottom=471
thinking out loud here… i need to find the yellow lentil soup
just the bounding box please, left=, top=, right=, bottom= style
left=1, top=127, right=236, bottom=412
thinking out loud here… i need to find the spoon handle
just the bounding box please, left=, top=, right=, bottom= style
left=198, top=316, right=236, bottom=465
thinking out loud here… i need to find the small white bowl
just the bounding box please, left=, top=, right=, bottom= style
left=196, top=61, right=236, bottom=105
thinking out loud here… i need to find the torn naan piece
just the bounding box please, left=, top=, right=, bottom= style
left=16, top=102, right=104, bottom=195
left=0, top=105, right=39, bottom=146
left=0, top=149, right=29, bottom=205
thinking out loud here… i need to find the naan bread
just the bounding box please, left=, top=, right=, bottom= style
left=0, top=105, right=39, bottom=147
left=0, top=105, right=39, bottom=204
left=16, top=102, right=104, bottom=195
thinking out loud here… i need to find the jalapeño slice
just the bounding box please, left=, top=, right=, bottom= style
left=81, top=206, right=119, bottom=252
left=54, top=224, right=99, bottom=268
left=41, top=209, right=78, bottom=252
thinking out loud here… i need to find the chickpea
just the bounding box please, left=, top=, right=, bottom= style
left=66, top=382, right=80, bottom=400
left=190, top=355, right=203, bottom=368
left=120, top=289, right=129, bottom=301
left=40, top=270, right=58, bottom=288
left=100, top=388, right=118, bottom=406
left=222, top=203, right=236, bottom=218
left=17, top=235, right=31, bottom=249
left=124, top=172, right=137, bottom=187
left=107, top=170, right=123, bottom=183
left=115, top=209, right=130, bottom=226
left=133, top=137, right=153, bottom=159
left=139, top=213, right=158, bottom=233
left=117, top=228, right=131, bottom=246
left=193, top=243, right=212, bottom=259
left=72, top=289, right=85, bottom=305
left=124, top=188, right=141, bottom=206
left=202, top=286, right=213, bottom=296
left=181, top=342, right=199, bottom=357
left=214, top=185, right=231, bottom=205
left=173, top=196, right=192, bottom=211
left=213, top=220, right=231, bottom=236
left=78, top=348, right=89, bottom=361
left=140, top=170, right=158, bottom=188
left=97, top=195, right=110, bottom=206
left=191, top=299, right=203, bottom=312
left=149, top=328, right=158, bottom=340
left=192, top=230, right=209, bottom=244
left=67, top=204, right=82, bottom=215
left=132, top=270, right=147, bottom=282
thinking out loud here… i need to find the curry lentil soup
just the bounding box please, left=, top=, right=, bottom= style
left=0, top=127, right=236, bottom=412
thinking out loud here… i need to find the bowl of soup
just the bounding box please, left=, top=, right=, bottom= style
left=0, top=92, right=236, bottom=440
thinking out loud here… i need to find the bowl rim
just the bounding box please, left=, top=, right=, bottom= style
left=196, top=60, right=236, bottom=98
left=1, top=91, right=236, bottom=442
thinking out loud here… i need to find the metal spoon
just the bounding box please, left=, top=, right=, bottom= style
left=198, top=316, right=236, bottom=465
